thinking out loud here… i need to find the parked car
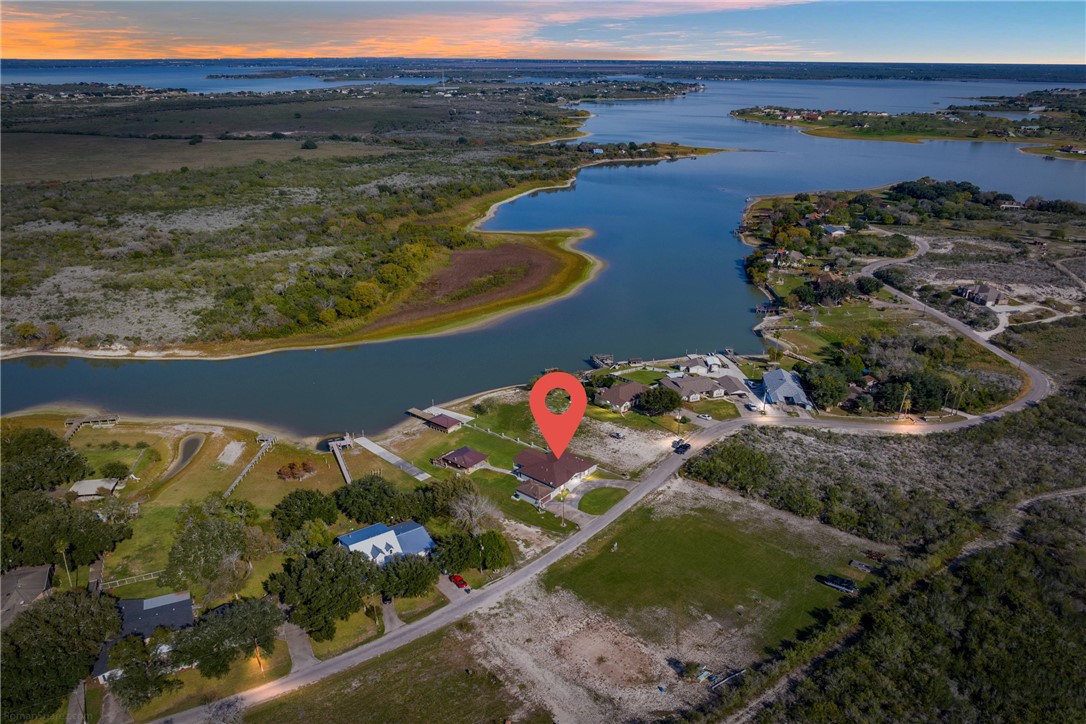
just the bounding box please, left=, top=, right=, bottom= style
left=745, top=402, right=759, bottom=411
left=697, top=413, right=712, bottom=420
left=672, top=438, right=686, bottom=448
left=449, top=574, right=468, bottom=589
left=674, top=443, right=692, bottom=454
left=609, top=432, right=626, bottom=439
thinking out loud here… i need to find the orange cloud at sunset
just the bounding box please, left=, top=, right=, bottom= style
left=0, top=1, right=815, bottom=60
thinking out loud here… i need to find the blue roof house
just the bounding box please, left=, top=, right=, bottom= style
left=763, top=368, right=813, bottom=408
left=336, top=521, right=435, bottom=566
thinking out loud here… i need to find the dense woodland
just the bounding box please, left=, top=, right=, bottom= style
left=684, top=380, right=1086, bottom=551
left=764, top=499, right=1086, bottom=723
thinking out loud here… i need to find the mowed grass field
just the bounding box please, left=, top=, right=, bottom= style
left=543, top=502, right=856, bottom=654
left=245, top=628, right=549, bottom=724
left=577, top=487, right=628, bottom=515
left=0, top=133, right=395, bottom=183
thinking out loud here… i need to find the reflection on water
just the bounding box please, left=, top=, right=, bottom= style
left=2, top=79, right=1084, bottom=435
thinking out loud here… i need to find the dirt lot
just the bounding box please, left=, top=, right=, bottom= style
left=907, top=236, right=1083, bottom=302
left=469, top=583, right=711, bottom=723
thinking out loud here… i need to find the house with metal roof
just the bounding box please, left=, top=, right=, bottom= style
left=763, top=368, right=813, bottom=408
left=336, top=521, right=435, bottom=565
left=92, top=591, right=194, bottom=682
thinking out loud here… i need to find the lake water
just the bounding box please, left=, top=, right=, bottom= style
left=0, top=62, right=437, bottom=93
left=2, top=79, right=1084, bottom=435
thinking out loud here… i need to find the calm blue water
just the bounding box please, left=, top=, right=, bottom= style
left=0, top=63, right=437, bottom=93
left=2, top=79, right=1084, bottom=435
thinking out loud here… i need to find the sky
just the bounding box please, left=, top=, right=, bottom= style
left=1, top=1, right=1083, bottom=63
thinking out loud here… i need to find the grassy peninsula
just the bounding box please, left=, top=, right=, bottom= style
left=0, top=80, right=715, bottom=358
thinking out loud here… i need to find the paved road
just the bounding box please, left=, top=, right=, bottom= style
left=153, top=236, right=1055, bottom=723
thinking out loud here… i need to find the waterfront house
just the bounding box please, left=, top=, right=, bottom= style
left=717, top=376, right=749, bottom=397
left=763, top=369, right=813, bottom=408
left=595, top=381, right=649, bottom=413
left=435, top=446, right=488, bottom=473
left=512, top=450, right=597, bottom=506
left=426, top=413, right=462, bottom=434
left=660, top=375, right=725, bottom=402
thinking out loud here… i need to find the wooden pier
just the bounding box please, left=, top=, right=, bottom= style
left=222, top=433, right=277, bottom=498
left=63, top=413, right=118, bottom=441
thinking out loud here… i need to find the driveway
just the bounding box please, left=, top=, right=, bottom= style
left=278, top=622, right=318, bottom=673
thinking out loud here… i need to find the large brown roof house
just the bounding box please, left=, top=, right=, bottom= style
left=435, top=446, right=488, bottom=473
left=512, top=449, right=598, bottom=506
left=660, top=375, right=725, bottom=402
left=595, top=381, right=648, bottom=413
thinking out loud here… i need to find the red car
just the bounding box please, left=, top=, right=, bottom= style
left=449, top=574, right=468, bottom=589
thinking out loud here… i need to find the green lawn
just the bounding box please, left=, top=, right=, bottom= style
left=402, top=426, right=528, bottom=476
left=310, top=603, right=383, bottom=660
left=86, top=683, right=105, bottom=724
left=105, top=505, right=178, bottom=582
left=617, top=369, right=667, bottom=385
left=131, top=643, right=291, bottom=722
left=584, top=405, right=675, bottom=434
left=473, top=470, right=576, bottom=535
left=577, top=487, right=628, bottom=515
left=245, top=628, right=545, bottom=724
left=81, top=447, right=144, bottom=478
left=393, top=587, right=448, bottom=624
left=544, top=504, right=857, bottom=652
left=467, top=401, right=542, bottom=445
left=683, top=398, right=741, bottom=420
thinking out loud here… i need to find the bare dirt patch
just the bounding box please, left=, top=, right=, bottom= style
left=364, top=243, right=560, bottom=332
left=573, top=418, right=673, bottom=477
left=470, top=584, right=711, bottom=723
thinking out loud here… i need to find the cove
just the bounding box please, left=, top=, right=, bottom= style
left=2, top=80, right=1084, bottom=435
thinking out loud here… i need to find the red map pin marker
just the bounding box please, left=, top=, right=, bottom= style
left=529, top=371, right=587, bottom=459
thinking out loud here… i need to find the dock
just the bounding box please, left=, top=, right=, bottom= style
left=222, top=433, right=276, bottom=498
left=64, top=413, right=118, bottom=441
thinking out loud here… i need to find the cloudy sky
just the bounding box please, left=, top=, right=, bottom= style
left=2, top=1, right=1083, bottom=63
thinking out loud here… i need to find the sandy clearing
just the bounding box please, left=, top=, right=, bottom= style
left=217, top=440, right=247, bottom=466
left=469, top=584, right=712, bottom=723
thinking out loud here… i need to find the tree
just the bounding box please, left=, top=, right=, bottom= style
left=173, top=599, right=283, bottom=679
left=283, top=518, right=334, bottom=557
left=1, top=592, right=120, bottom=721
left=856, top=276, right=884, bottom=295
left=424, top=476, right=476, bottom=518
left=300, top=138, right=318, bottom=149
left=381, top=554, right=438, bottom=599
left=99, top=460, right=131, bottom=479
left=161, top=495, right=250, bottom=596
left=636, top=386, right=682, bottom=416
left=479, top=530, right=514, bottom=570
left=334, top=474, right=404, bottom=523
left=108, top=629, right=181, bottom=709
left=265, top=546, right=378, bottom=641
left=434, top=531, right=481, bottom=573
left=0, top=427, right=87, bottom=493
left=450, top=491, right=499, bottom=535
left=2, top=493, right=131, bottom=570
left=271, top=489, right=337, bottom=538
left=802, top=363, right=850, bottom=409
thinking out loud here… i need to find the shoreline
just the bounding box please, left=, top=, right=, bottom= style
left=0, top=151, right=718, bottom=365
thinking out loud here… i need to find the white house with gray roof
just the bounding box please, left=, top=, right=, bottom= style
left=763, top=368, right=812, bottom=408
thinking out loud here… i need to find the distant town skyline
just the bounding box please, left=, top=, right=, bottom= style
left=2, top=1, right=1084, bottom=64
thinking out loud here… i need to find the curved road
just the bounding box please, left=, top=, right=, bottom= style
left=153, top=237, right=1054, bottom=724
